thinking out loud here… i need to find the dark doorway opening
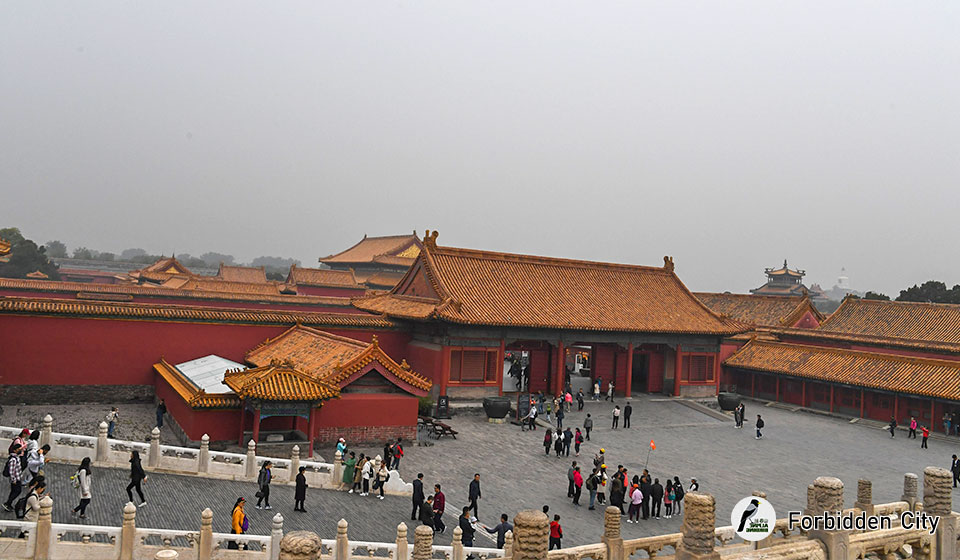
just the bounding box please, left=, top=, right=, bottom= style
left=631, top=353, right=649, bottom=392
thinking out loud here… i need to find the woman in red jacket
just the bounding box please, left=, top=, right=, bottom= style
left=549, top=515, right=563, bottom=550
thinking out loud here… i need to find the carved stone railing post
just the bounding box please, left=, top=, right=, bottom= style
left=676, top=493, right=720, bottom=560
left=198, top=434, right=210, bottom=473
left=34, top=495, right=53, bottom=560
left=271, top=513, right=284, bottom=560
left=413, top=525, right=434, bottom=560
left=751, top=491, right=774, bottom=549
left=602, top=506, right=624, bottom=560
left=503, top=530, right=514, bottom=558
left=335, top=519, right=349, bottom=560
left=279, top=531, right=322, bottom=560
left=902, top=473, right=919, bottom=511
left=290, top=445, right=300, bottom=483
left=40, top=414, right=53, bottom=450
left=855, top=479, right=874, bottom=516
left=149, top=427, right=161, bottom=468
left=332, top=451, right=343, bottom=486
left=198, top=508, right=213, bottom=560
left=923, top=466, right=957, bottom=560
left=96, top=421, right=109, bottom=463
left=808, top=477, right=849, bottom=560
left=396, top=523, right=409, bottom=560
left=246, top=439, right=258, bottom=479
left=453, top=526, right=465, bottom=560
left=120, top=501, right=137, bottom=560
left=512, top=510, right=549, bottom=560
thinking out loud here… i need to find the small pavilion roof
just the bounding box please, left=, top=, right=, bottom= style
left=133, top=256, right=193, bottom=277
left=764, top=260, right=805, bottom=278
left=286, top=265, right=363, bottom=289
left=353, top=231, right=747, bottom=335
left=25, top=270, right=49, bottom=279
left=320, top=233, right=421, bottom=266
left=217, top=264, right=268, bottom=284
left=695, top=293, right=823, bottom=328
left=246, top=325, right=431, bottom=394
left=725, top=339, right=960, bottom=401
left=223, top=359, right=341, bottom=401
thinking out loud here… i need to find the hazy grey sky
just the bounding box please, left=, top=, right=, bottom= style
left=2, top=2, right=958, bottom=296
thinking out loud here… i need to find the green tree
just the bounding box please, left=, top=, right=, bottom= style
left=120, top=248, right=147, bottom=260
left=199, top=252, right=235, bottom=266
left=44, top=240, right=68, bottom=258
left=72, top=247, right=96, bottom=260
left=897, top=281, right=952, bottom=303
left=98, top=252, right=116, bottom=261
left=863, top=291, right=890, bottom=301
left=0, top=227, right=61, bottom=280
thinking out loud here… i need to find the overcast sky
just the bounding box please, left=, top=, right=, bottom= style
left=2, top=2, right=958, bottom=296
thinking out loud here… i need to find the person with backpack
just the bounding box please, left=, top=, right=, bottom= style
left=543, top=430, right=552, bottom=455
left=586, top=469, right=599, bottom=510
left=21, top=432, right=39, bottom=485
left=553, top=429, right=564, bottom=457
left=228, top=497, right=248, bottom=549
left=25, top=444, right=49, bottom=485
left=3, top=444, right=23, bottom=512
left=391, top=438, right=404, bottom=470
left=105, top=407, right=120, bottom=439
left=374, top=461, right=389, bottom=500
left=756, top=415, right=765, bottom=439
left=576, top=389, right=585, bottom=411
left=572, top=466, right=583, bottom=505
left=574, top=428, right=584, bottom=456
left=126, top=450, right=147, bottom=507
left=888, top=416, right=897, bottom=438
left=9, top=429, right=28, bottom=458
left=71, top=457, right=92, bottom=518
left=672, top=476, right=685, bottom=515
left=256, top=461, right=272, bottom=510
left=664, top=481, right=674, bottom=518
left=23, top=477, right=45, bottom=523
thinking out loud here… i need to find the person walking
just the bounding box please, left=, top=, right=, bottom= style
left=921, top=425, right=930, bottom=449
left=593, top=380, right=601, bottom=401
left=156, top=399, right=167, bottom=429
left=468, top=473, right=481, bottom=518
left=342, top=452, right=357, bottom=491
left=459, top=507, right=476, bottom=546
left=554, top=430, right=564, bottom=457
left=391, top=438, right=404, bottom=470
left=607, top=382, right=615, bottom=402
left=24, top=478, right=45, bottom=523
left=3, top=444, right=23, bottom=512
left=567, top=462, right=577, bottom=498
left=586, top=469, right=599, bottom=510
left=664, top=481, right=674, bottom=518
left=952, top=455, right=960, bottom=488
left=584, top=414, right=593, bottom=441
left=556, top=406, right=564, bottom=429
left=105, top=407, right=120, bottom=438
left=565, top=391, right=573, bottom=412
left=433, top=484, right=446, bottom=533
left=627, top=484, right=642, bottom=523
left=574, top=428, right=584, bottom=456
left=612, top=406, right=620, bottom=429
left=352, top=454, right=367, bottom=494
left=374, top=461, right=388, bottom=500
left=572, top=466, right=583, bottom=505
left=543, top=430, right=553, bottom=456
left=294, top=467, right=308, bottom=512
left=651, top=478, right=664, bottom=519
left=25, top=444, right=49, bottom=486
left=523, top=405, right=538, bottom=431
left=888, top=416, right=897, bottom=438
left=485, top=514, right=513, bottom=548
left=549, top=515, right=563, bottom=550
left=672, top=476, right=685, bottom=515
left=126, top=450, right=147, bottom=507
left=71, top=457, right=92, bottom=518
left=419, top=495, right=436, bottom=530
left=563, top=427, right=573, bottom=457
left=577, top=389, right=585, bottom=411
left=597, top=466, right=608, bottom=505
left=756, top=415, right=765, bottom=439
left=411, top=473, right=425, bottom=520
left=909, top=417, right=918, bottom=439
left=256, top=461, right=273, bottom=510
left=229, top=497, right=248, bottom=550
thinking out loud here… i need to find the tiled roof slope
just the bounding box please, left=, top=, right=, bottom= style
left=287, top=265, right=362, bottom=288
left=364, top=271, right=406, bottom=289
left=162, top=276, right=283, bottom=296
left=818, top=298, right=960, bottom=345
left=217, top=264, right=268, bottom=284
left=153, top=360, right=241, bottom=408
left=695, top=293, right=822, bottom=327
left=354, top=239, right=747, bottom=335
left=320, top=234, right=421, bottom=265
left=725, top=340, right=960, bottom=401
left=246, top=325, right=431, bottom=393
left=224, top=361, right=341, bottom=401
left=135, top=257, right=192, bottom=275
left=0, top=296, right=396, bottom=328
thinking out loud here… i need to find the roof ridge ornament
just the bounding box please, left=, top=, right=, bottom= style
left=663, top=256, right=674, bottom=273
left=371, top=334, right=379, bottom=349
left=423, top=230, right=439, bottom=251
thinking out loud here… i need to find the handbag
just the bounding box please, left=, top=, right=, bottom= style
left=255, top=490, right=263, bottom=499
left=241, top=515, right=249, bottom=532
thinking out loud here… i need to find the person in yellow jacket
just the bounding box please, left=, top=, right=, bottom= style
left=229, top=497, right=247, bottom=549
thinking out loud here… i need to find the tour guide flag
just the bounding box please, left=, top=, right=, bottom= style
left=650, top=440, right=656, bottom=450
left=644, top=440, right=656, bottom=468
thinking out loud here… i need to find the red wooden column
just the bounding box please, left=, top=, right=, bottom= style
left=751, top=372, right=756, bottom=397
left=775, top=377, right=780, bottom=402
left=497, top=339, right=506, bottom=397
left=625, top=343, right=634, bottom=398
left=439, top=347, right=450, bottom=397
left=307, top=406, right=317, bottom=457
left=238, top=408, right=246, bottom=446
left=801, top=382, right=806, bottom=407
left=893, top=395, right=899, bottom=422
left=860, top=389, right=865, bottom=418
left=713, top=352, right=721, bottom=395
left=251, top=407, right=261, bottom=445
left=673, top=345, right=683, bottom=397
left=829, top=385, right=834, bottom=413
left=930, top=400, right=936, bottom=431
left=555, top=340, right=565, bottom=396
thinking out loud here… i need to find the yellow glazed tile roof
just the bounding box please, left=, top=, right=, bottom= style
left=818, top=298, right=960, bottom=345
left=224, top=360, right=341, bottom=401
left=695, top=293, right=823, bottom=327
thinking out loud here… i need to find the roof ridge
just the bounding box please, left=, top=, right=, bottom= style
left=695, top=292, right=804, bottom=302
left=750, top=339, right=960, bottom=369
left=432, top=245, right=672, bottom=273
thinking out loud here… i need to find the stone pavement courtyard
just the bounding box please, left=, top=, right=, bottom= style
left=4, top=395, right=960, bottom=548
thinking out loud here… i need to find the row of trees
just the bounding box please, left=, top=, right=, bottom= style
left=858, top=281, right=960, bottom=304
left=0, top=228, right=61, bottom=280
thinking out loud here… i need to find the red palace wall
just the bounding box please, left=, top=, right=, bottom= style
left=526, top=349, right=551, bottom=394
left=646, top=351, right=665, bottom=393
left=405, top=342, right=443, bottom=387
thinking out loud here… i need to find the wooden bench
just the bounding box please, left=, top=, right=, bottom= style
left=431, top=422, right=458, bottom=439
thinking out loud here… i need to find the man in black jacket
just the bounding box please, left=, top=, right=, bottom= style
left=952, top=455, right=960, bottom=488
left=623, top=403, right=632, bottom=429
left=651, top=478, right=664, bottom=519
left=411, top=473, right=424, bottom=521
left=639, top=476, right=653, bottom=520
left=419, top=495, right=435, bottom=530
left=468, top=473, right=481, bottom=518
left=459, top=507, right=476, bottom=546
